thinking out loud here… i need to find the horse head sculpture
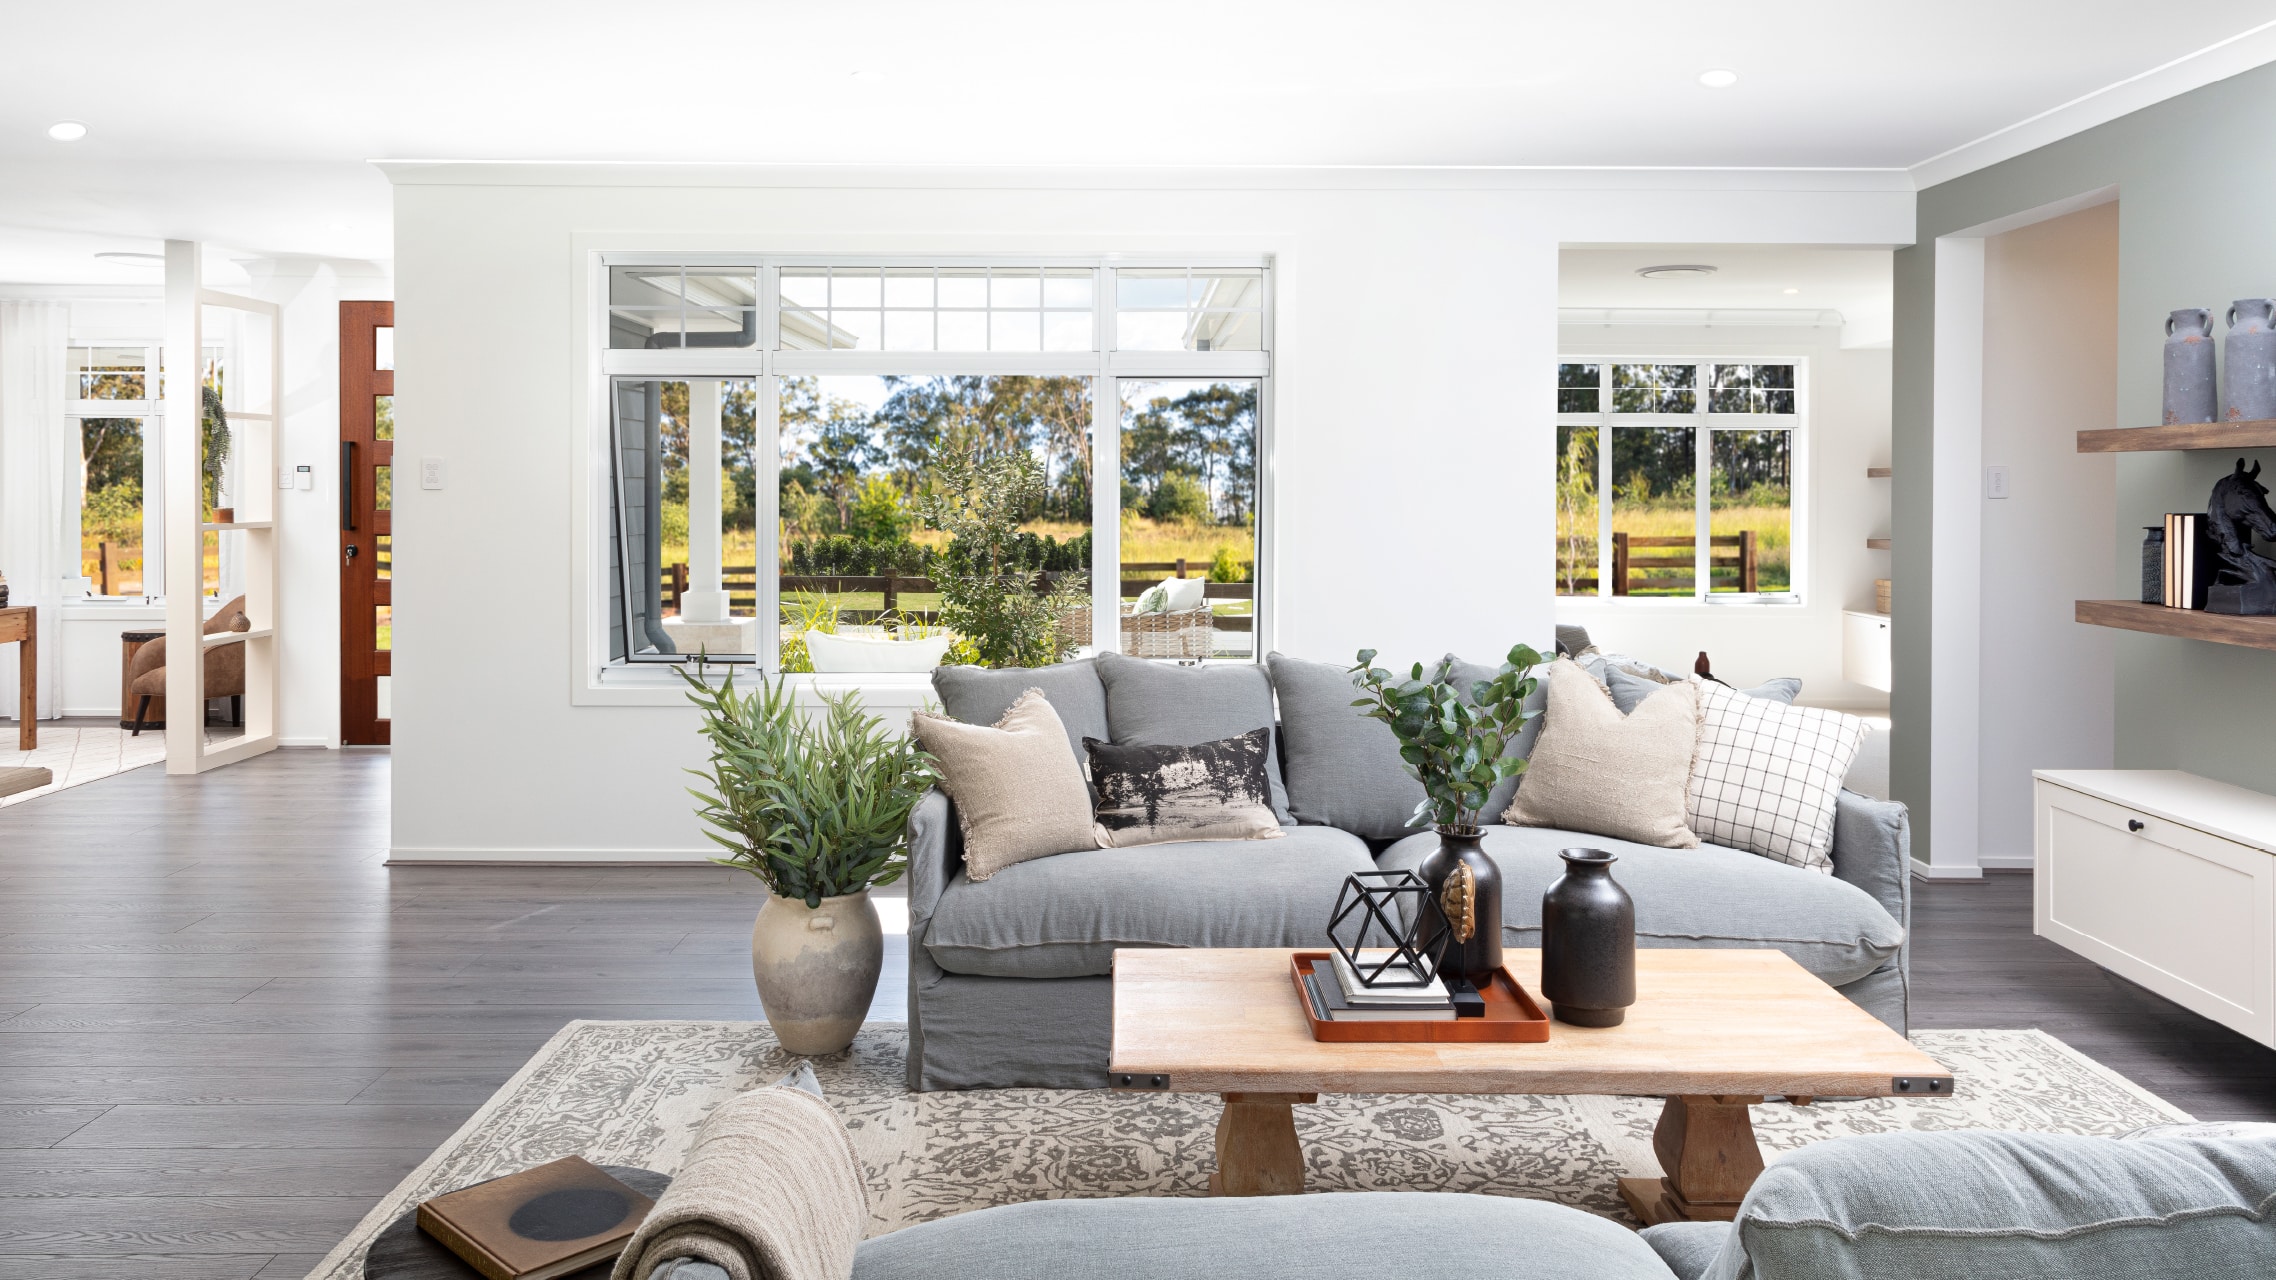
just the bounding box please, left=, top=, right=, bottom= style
left=2205, top=457, right=2276, bottom=614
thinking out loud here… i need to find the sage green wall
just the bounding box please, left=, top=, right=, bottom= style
left=1897, top=62, right=2276, bottom=856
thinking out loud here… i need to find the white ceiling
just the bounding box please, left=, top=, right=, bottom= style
left=2, top=2, right=2274, bottom=282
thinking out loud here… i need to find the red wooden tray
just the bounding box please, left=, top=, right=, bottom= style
left=1290, top=951, right=1550, bottom=1043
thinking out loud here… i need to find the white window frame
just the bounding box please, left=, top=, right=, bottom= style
left=579, top=251, right=1274, bottom=701
left=1555, top=356, right=1807, bottom=606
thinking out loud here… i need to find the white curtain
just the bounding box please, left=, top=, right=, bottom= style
left=0, top=300, right=73, bottom=721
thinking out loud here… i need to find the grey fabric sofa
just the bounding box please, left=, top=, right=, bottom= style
left=906, top=652, right=1911, bottom=1091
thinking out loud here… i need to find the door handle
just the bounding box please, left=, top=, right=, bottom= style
left=344, top=544, right=359, bottom=564
left=2128, top=819, right=2146, bottom=832
left=341, top=441, right=357, bottom=532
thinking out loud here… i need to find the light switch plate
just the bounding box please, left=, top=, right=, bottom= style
left=1986, top=465, right=2010, bottom=499
left=278, top=466, right=293, bottom=489
left=420, top=457, right=444, bottom=490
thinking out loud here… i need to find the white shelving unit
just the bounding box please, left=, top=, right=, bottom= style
left=162, top=239, right=281, bottom=774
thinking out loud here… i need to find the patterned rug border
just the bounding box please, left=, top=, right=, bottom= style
left=305, top=1019, right=2192, bottom=1280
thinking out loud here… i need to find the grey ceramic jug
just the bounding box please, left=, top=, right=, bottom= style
left=2165, top=308, right=2217, bottom=425
left=2226, top=299, right=2276, bottom=422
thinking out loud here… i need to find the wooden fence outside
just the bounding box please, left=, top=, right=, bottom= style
left=1563, top=531, right=1757, bottom=596
left=662, top=558, right=1255, bottom=632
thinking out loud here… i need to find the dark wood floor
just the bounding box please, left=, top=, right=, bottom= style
left=0, top=748, right=2270, bottom=1278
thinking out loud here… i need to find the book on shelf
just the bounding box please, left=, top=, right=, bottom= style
left=2164, top=513, right=2217, bottom=609
left=1306, top=964, right=1455, bottom=1022
left=1330, top=950, right=1453, bottom=1006
left=416, top=1156, right=654, bottom=1280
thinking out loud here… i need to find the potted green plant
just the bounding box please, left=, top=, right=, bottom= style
left=680, top=665, right=938, bottom=1055
left=1348, top=644, right=1545, bottom=986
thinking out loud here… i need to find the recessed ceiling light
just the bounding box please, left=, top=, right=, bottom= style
left=1636, top=264, right=1718, bottom=280
left=1697, top=69, right=1739, bottom=89
left=1783, top=287, right=1801, bottom=295
left=47, top=120, right=87, bottom=141
left=94, top=251, right=163, bottom=265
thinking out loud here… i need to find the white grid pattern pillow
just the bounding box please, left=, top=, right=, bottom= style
left=1686, top=678, right=1866, bottom=872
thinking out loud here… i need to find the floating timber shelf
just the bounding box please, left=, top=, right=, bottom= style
left=1867, top=467, right=1893, bottom=478
left=2075, top=600, right=2276, bottom=651
left=2078, top=420, right=2276, bottom=453
left=1866, top=538, right=1891, bottom=550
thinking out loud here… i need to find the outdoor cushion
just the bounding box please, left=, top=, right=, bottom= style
left=924, top=824, right=1374, bottom=978
left=1698, top=1128, right=2276, bottom=1280
left=1380, top=822, right=1903, bottom=986
left=852, top=1191, right=1680, bottom=1280
left=931, top=659, right=1108, bottom=767
left=1094, top=650, right=1292, bottom=822
left=1267, top=651, right=1427, bottom=839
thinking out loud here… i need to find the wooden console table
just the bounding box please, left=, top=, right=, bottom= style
left=0, top=605, right=34, bottom=749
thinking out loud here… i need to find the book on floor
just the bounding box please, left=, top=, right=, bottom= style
left=1308, top=962, right=1454, bottom=1021
left=1330, top=951, right=1453, bottom=1006
left=416, top=1155, right=655, bottom=1280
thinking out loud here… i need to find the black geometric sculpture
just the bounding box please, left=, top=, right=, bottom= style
left=2206, top=457, right=2276, bottom=616
left=1327, top=870, right=1450, bottom=989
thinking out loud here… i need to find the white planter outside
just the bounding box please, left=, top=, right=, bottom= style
left=750, top=889, right=883, bottom=1056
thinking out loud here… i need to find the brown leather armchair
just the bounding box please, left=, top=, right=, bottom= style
left=128, top=595, right=250, bottom=736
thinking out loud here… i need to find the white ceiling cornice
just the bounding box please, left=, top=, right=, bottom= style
left=1911, top=19, right=2276, bottom=188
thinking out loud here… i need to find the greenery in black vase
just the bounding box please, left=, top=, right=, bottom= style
left=1349, top=644, right=1546, bottom=835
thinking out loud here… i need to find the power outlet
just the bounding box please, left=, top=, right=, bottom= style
left=1986, top=465, right=2011, bottom=499
left=420, top=457, right=445, bottom=491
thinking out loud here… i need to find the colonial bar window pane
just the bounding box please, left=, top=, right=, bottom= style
left=1556, top=425, right=1598, bottom=597
left=1709, top=363, right=1796, bottom=414
left=608, top=377, right=762, bottom=661
left=1557, top=363, right=1600, bottom=414
left=608, top=265, right=759, bottom=349
left=71, top=346, right=149, bottom=399
left=1608, top=426, right=1695, bottom=596
left=1118, top=379, right=1259, bottom=659
left=779, top=374, right=1093, bottom=672
left=1710, top=429, right=1792, bottom=593
left=1115, top=268, right=1264, bottom=351
left=1612, top=363, right=1696, bottom=414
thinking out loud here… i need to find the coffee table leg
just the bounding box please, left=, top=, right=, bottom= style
left=1617, top=1094, right=1767, bottom=1224
left=1210, top=1092, right=1316, bottom=1196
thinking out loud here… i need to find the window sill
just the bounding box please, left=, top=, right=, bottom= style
left=1555, top=595, right=1807, bottom=610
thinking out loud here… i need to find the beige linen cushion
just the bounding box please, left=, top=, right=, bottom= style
left=1503, top=657, right=1701, bottom=848
left=910, top=689, right=1099, bottom=881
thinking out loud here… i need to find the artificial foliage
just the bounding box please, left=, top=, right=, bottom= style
left=679, top=665, right=938, bottom=906
left=911, top=449, right=1089, bottom=668
left=201, top=385, right=231, bottom=512
left=1348, top=643, right=1546, bottom=834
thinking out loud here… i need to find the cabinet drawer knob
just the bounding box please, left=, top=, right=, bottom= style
left=2128, top=819, right=2146, bottom=832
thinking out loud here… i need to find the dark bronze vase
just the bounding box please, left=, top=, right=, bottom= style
left=1414, top=827, right=1503, bottom=986
left=1540, top=848, right=1635, bottom=1027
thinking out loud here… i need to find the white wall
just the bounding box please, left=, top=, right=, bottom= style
left=1552, top=319, right=1892, bottom=708
left=1976, top=203, right=2118, bottom=867
left=386, top=164, right=1914, bottom=860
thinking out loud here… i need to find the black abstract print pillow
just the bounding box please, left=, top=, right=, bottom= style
left=1083, top=729, right=1288, bottom=848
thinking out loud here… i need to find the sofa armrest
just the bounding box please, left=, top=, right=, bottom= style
left=1830, top=789, right=1910, bottom=934
left=905, top=788, right=963, bottom=939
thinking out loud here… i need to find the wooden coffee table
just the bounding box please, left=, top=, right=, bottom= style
left=1109, top=947, right=1951, bottom=1224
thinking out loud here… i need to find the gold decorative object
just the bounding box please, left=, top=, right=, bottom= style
left=1442, top=862, right=1476, bottom=944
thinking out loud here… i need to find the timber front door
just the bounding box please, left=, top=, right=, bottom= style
left=339, top=301, right=392, bottom=745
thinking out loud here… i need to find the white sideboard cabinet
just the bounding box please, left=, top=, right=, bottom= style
left=2034, top=770, right=2276, bottom=1048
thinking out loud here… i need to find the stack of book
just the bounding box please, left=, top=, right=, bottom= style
left=2165, top=512, right=2217, bottom=609
left=1302, top=950, right=1455, bottom=1022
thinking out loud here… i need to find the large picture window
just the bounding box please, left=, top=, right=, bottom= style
left=1556, top=359, right=1798, bottom=601
left=599, top=257, right=1270, bottom=676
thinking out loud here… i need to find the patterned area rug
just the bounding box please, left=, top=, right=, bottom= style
left=308, top=1020, right=2190, bottom=1280
left=0, top=725, right=165, bottom=807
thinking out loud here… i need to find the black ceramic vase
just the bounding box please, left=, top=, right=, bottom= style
left=1540, top=848, right=1635, bottom=1027
left=1414, top=827, right=1503, bottom=987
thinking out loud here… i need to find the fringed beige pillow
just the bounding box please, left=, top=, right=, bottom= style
left=1503, top=657, right=1701, bottom=848
left=910, top=689, right=1100, bottom=881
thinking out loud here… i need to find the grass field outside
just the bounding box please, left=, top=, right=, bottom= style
left=1558, top=498, right=1791, bottom=597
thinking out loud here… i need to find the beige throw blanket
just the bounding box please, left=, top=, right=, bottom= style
left=611, top=1084, right=867, bottom=1280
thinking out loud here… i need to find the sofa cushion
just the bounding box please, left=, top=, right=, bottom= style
left=1094, top=651, right=1292, bottom=822
left=1506, top=658, right=1701, bottom=849
left=1380, top=823, right=1903, bottom=986
left=853, top=1192, right=1680, bottom=1280
left=1639, top=1222, right=1730, bottom=1280
left=910, top=691, right=1099, bottom=882
left=1086, top=730, right=1284, bottom=848
left=1267, top=651, right=1427, bottom=839
left=1605, top=663, right=1801, bottom=714
left=931, top=660, right=1108, bottom=768
left=1702, top=1128, right=2276, bottom=1280
left=925, top=824, right=1374, bottom=978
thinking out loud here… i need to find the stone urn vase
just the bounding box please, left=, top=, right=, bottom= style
left=1414, top=827, right=1504, bottom=987
left=2165, top=307, right=2217, bottom=425
left=1540, top=848, right=1636, bottom=1027
left=750, top=890, right=882, bottom=1056
left=2227, top=299, right=2276, bottom=422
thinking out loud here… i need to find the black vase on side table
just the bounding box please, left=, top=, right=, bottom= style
left=1541, top=848, right=1636, bottom=1027
left=1415, top=826, right=1504, bottom=994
